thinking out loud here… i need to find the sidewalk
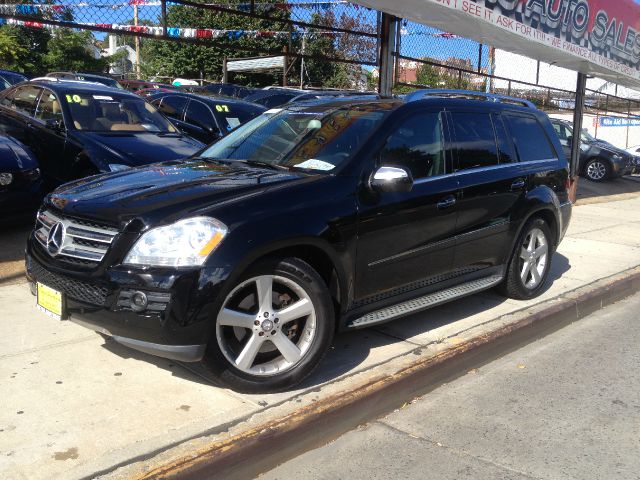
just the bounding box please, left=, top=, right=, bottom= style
left=1, top=197, right=640, bottom=480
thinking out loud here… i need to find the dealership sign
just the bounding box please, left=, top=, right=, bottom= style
left=598, top=116, right=640, bottom=127
left=355, top=0, right=640, bottom=88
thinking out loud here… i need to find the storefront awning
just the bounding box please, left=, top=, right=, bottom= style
left=355, top=0, right=640, bottom=90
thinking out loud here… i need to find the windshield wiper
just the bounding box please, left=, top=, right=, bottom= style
left=237, top=160, right=290, bottom=171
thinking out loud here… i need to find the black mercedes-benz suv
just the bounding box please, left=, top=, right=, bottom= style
left=26, top=90, right=572, bottom=392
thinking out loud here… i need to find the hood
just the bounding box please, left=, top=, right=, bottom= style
left=0, top=135, right=38, bottom=171
left=46, top=160, right=311, bottom=226
left=590, top=139, right=629, bottom=157
left=73, top=131, right=204, bottom=167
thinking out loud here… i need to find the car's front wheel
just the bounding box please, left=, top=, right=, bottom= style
left=203, top=257, right=335, bottom=393
left=584, top=158, right=611, bottom=182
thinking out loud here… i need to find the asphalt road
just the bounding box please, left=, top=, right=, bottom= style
left=258, top=292, right=640, bottom=480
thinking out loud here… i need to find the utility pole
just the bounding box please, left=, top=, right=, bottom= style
left=378, top=13, right=398, bottom=97
left=134, top=2, right=141, bottom=79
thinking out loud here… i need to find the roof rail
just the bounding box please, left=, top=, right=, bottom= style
left=31, top=77, right=107, bottom=87
left=406, top=89, right=536, bottom=109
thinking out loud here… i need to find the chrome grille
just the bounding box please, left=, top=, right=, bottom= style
left=35, top=210, right=119, bottom=264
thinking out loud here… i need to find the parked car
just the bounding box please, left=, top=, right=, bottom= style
left=625, top=145, right=640, bottom=170
left=244, top=88, right=377, bottom=109
left=551, top=118, right=636, bottom=182
left=136, top=87, right=178, bottom=98
left=148, top=91, right=266, bottom=144
left=0, top=69, right=28, bottom=90
left=26, top=91, right=571, bottom=392
left=0, top=134, right=42, bottom=223
left=45, top=72, right=124, bottom=90
left=0, top=79, right=203, bottom=186
left=202, top=83, right=258, bottom=99
left=120, top=79, right=175, bottom=93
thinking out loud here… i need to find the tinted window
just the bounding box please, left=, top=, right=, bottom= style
left=157, top=96, right=187, bottom=119
left=552, top=122, right=570, bottom=141
left=185, top=100, right=215, bottom=131
left=36, top=90, right=64, bottom=123
left=451, top=112, right=499, bottom=171
left=379, top=112, right=445, bottom=179
left=493, top=114, right=517, bottom=163
left=211, top=102, right=263, bottom=133
left=505, top=114, right=556, bottom=162
left=11, top=86, right=42, bottom=116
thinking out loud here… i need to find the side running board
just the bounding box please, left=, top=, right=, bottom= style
left=348, top=275, right=504, bottom=329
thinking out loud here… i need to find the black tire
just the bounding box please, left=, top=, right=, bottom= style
left=583, top=158, right=611, bottom=182
left=500, top=217, right=554, bottom=300
left=202, top=257, right=335, bottom=393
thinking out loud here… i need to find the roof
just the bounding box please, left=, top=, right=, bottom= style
left=149, top=91, right=264, bottom=109
left=29, top=78, right=138, bottom=97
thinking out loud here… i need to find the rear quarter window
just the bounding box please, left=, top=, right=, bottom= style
left=505, top=114, right=557, bottom=162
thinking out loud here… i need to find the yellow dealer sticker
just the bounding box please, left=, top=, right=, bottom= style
left=37, top=283, right=63, bottom=320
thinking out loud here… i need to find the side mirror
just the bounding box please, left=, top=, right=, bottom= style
left=44, top=118, right=64, bottom=132
left=370, top=166, right=414, bottom=193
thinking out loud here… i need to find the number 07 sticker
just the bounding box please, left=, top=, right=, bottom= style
left=215, top=105, right=230, bottom=112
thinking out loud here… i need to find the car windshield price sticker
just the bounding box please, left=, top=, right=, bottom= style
left=37, top=283, right=63, bottom=320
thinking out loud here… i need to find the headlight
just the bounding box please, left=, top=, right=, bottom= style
left=0, top=172, right=13, bottom=186
left=123, top=217, right=228, bottom=267
left=108, top=163, right=130, bottom=172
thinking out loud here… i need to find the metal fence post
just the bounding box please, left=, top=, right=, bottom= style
left=570, top=72, right=588, bottom=180
left=378, top=13, right=398, bottom=97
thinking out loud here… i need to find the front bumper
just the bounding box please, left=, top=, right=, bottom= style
left=26, top=241, right=233, bottom=362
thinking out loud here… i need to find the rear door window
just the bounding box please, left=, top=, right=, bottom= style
left=379, top=111, right=446, bottom=179
left=10, top=85, right=42, bottom=117
left=505, top=114, right=557, bottom=162
left=211, top=102, right=263, bottom=133
left=156, top=95, right=187, bottom=120
left=450, top=111, right=499, bottom=171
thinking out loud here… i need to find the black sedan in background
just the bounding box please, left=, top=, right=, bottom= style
left=0, top=79, right=203, bottom=187
left=149, top=92, right=266, bottom=144
left=0, top=69, right=28, bottom=90
left=0, top=134, right=42, bottom=222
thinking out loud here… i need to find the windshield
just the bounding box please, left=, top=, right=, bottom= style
left=200, top=104, right=392, bottom=171
left=65, top=93, right=177, bottom=133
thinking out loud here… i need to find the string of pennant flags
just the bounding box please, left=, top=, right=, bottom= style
left=0, top=1, right=354, bottom=13
left=0, top=15, right=460, bottom=39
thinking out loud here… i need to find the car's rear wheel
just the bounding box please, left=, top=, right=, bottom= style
left=203, top=257, right=334, bottom=393
left=584, top=158, right=610, bottom=182
left=500, top=218, right=553, bottom=300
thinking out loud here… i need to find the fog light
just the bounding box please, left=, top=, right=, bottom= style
left=0, top=172, right=13, bottom=186
left=130, top=291, right=148, bottom=312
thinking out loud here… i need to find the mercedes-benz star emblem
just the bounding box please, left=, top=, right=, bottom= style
left=46, top=222, right=66, bottom=256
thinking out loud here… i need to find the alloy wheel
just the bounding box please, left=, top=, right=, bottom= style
left=519, top=227, right=549, bottom=290
left=215, top=275, right=317, bottom=376
left=586, top=161, right=607, bottom=181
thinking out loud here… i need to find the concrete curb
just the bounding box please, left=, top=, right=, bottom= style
left=108, top=266, right=640, bottom=480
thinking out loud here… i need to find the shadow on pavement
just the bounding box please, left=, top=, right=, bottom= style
left=576, top=175, right=640, bottom=203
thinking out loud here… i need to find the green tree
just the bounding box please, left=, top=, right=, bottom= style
left=44, top=29, right=109, bottom=72
left=0, top=26, right=33, bottom=72
left=141, top=0, right=293, bottom=86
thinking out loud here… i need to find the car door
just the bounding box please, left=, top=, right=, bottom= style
left=355, top=109, right=459, bottom=302
left=449, top=109, right=525, bottom=272
left=31, top=88, right=69, bottom=182
left=183, top=99, right=220, bottom=144
left=0, top=85, right=42, bottom=148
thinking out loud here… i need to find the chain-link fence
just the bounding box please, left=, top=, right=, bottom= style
left=0, top=0, right=379, bottom=88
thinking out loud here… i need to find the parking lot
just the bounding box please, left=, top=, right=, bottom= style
left=2, top=194, right=640, bottom=479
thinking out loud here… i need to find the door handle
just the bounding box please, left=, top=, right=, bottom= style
left=511, top=178, right=526, bottom=190
left=437, top=195, right=456, bottom=210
